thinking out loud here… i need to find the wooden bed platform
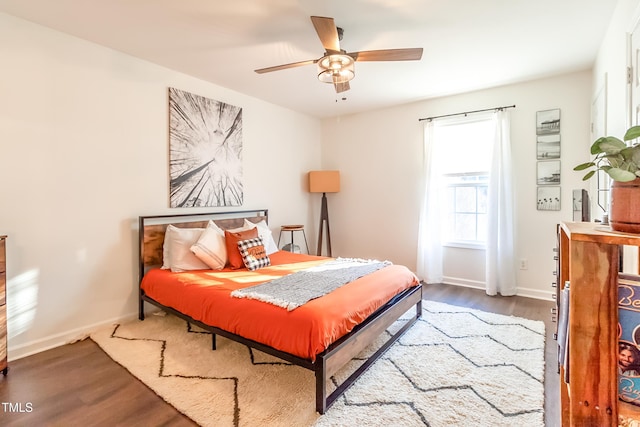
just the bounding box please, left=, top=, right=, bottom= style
left=138, top=209, right=422, bottom=414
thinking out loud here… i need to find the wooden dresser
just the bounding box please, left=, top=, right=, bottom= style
left=0, top=235, right=6, bottom=375
left=558, top=222, right=640, bottom=425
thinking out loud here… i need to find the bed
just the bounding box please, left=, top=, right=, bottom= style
left=138, top=209, right=422, bottom=414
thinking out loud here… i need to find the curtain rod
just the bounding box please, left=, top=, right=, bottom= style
left=418, top=104, right=516, bottom=122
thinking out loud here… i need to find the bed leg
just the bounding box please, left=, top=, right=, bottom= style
left=315, top=358, right=327, bottom=414
left=212, top=334, right=216, bottom=350
left=417, top=298, right=423, bottom=318
left=139, top=297, right=145, bottom=321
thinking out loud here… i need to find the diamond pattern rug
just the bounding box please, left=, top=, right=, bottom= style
left=90, top=301, right=545, bottom=426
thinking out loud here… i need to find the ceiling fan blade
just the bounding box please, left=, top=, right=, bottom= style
left=311, top=16, right=341, bottom=53
left=334, top=81, right=350, bottom=93
left=348, top=48, right=423, bottom=62
left=254, top=59, right=317, bottom=74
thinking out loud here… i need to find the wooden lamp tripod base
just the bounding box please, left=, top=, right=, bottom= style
left=308, top=170, right=339, bottom=257
left=317, top=192, right=332, bottom=257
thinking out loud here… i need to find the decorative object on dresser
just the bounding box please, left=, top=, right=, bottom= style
left=573, top=125, right=640, bottom=233
left=572, top=189, right=590, bottom=222
left=610, top=179, right=640, bottom=233
left=556, top=222, right=640, bottom=426
left=0, top=235, right=7, bottom=376
left=308, top=170, right=340, bottom=257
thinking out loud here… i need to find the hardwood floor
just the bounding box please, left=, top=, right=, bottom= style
left=0, top=283, right=557, bottom=426
left=0, top=338, right=196, bottom=426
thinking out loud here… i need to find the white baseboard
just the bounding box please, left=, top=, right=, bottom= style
left=442, top=276, right=485, bottom=290
left=442, top=276, right=555, bottom=301
left=8, top=312, right=140, bottom=361
left=515, top=286, right=555, bottom=301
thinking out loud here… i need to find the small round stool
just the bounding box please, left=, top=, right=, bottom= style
left=278, top=225, right=310, bottom=254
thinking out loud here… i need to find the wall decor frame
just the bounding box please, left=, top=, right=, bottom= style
left=536, top=134, right=560, bottom=160
left=168, top=87, right=243, bottom=208
left=537, top=160, right=561, bottom=185
left=537, top=186, right=561, bottom=211
left=536, top=109, right=560, bottom=135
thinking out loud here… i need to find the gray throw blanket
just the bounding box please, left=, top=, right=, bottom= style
left=230, top=258, right=391, bottom=311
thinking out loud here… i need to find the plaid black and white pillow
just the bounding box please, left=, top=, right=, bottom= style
left=237, top=237, right=271, bottom=271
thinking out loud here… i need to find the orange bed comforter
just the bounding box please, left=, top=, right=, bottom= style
left=141, top=251, right=420, bottom=361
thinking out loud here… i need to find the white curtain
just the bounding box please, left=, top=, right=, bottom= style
left=485, top=109, right=516, bottom=296
left=417, top=109, right=516, bottom=294
left=416, top=120, right=443, bottom=284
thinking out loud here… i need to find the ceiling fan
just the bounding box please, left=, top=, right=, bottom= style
left=254, top=16, right=423, bottom=93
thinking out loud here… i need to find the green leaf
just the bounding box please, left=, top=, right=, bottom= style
left=605, top=154, right=624, bottom=168
left=590, top=137, right=606, bottom=155
left=598, top=137, right=626, bottom=154
left=607, top=167, right=637, bottom=182
left=573, top=162, right=595, bottom=171
left=629, top=145, right=640, bottom=165
left=579, top=127, right=640, bottom=180
left=621, top=146, right=636, bottom=160
left=624, top=125, right=640, bottom=141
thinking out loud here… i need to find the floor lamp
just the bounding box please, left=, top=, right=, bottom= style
left=308, top=170, right=340, bottom=257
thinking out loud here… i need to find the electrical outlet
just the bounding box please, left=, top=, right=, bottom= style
left=519, top=259, right=528, bottom=270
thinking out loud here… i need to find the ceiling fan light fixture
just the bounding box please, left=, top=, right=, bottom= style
left=317, top=53, right=355, bottom=84
left=255, top=16, right=423, bottom=94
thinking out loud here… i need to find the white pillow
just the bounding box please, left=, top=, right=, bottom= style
left=162, top=225, right=209, bottom=272
left=191, top=221, right=227, bottom=270
left=243, top=219, right=279, bottom=255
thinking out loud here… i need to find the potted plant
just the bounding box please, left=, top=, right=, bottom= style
left=574, top=125, right=640, bottom=233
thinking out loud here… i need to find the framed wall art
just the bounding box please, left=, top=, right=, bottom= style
left=536, top=109, right=560, bottom=135
left=537, top=186, right=561, bottom=211
left=168, top=87, right=243, bottom=208
left=537, top=160, right=560, bottom=185
left=536, top=134, right=560, bottom=160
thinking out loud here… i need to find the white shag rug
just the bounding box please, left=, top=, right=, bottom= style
left=90, top=301, right=545, bottom=427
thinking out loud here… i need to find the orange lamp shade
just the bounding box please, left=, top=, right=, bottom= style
left=308, top=171, right=340, bottom=193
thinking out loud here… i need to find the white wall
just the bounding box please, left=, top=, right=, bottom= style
left=0, top=12, right=322, bottom=359
left=593, top=0, right=640, bottom=138
left=322, top=70, right=593, bottom=300
left=592, top=0, right=640, bottom=272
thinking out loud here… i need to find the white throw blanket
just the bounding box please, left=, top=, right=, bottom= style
left=230, top=257, right=391, bottom=310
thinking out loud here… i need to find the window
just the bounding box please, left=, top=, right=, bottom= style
left=443, top=173, right=488, bottom=242
left=432, top=116, right=494, bottom=245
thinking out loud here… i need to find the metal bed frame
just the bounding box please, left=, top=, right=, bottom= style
left=138, top=209, right=422, bottom=414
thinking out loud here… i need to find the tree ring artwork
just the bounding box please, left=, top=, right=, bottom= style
left=169, top=88, right=243, bottom=208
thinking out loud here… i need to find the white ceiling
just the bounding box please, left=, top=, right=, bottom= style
left=0, top=0, right=618, bottom=118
